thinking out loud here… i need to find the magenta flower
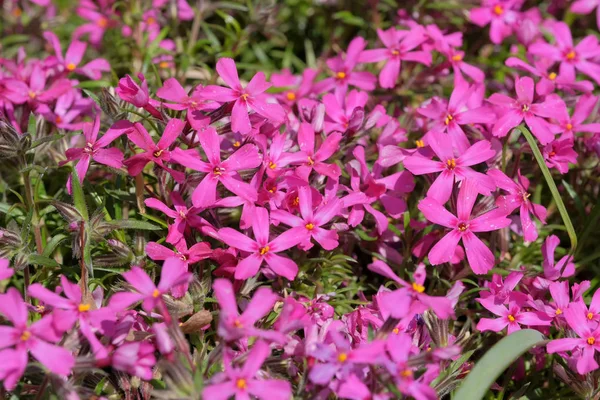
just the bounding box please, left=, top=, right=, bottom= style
left=203, top=341, right=291, bottom=400
left=109, top=258, right=192, bottom=313
left=418, top=179, right=511, bottom=274
left=44, top=31, right=110, bottom=79
left=171, top=126, right=262, bottom=207
left=488, top=169, right=547, bottom=242
left=116, top=73, right=162, bottom=119
left=262, top=133, right=306, bottom=178
left=0, top=258, right=14, bottom=281
left=403, top=131, right=496, bottom=203
left=271, top=185, right=341, bottom=250
left=547, top=302, right=600, bottom=374
left=418, top=80, right=495, bottom=152
left=543, top=138, right=578, bottom=173
left=295, top=122, right=342, bottom=181
left=542, top=235, right=575, bottom=282
left=200, top=58, right=285, bottom=134
left=358, top=26, right=430, bottom=88
left=4, top=63, right=72, bottom=106
left=480, top=271, right=524, bottom=305
left=145, top=192, right=206, bottom=244
left=488, top=76, right=562, bottom=144
left=61, top=116, right=131, bottom=187
left=217, top=207, right=302, bottom=280
left=124, top=118, right=186, bottom=182
left=28, top=275, right=114, bottom=333
left=552, top=94, right=600, bottom=139
left=74, top=2, right=116, bottom=45
left=0, top=288, right=75, bottom=390
left=476, top=296, right=551, bottom=334
left=111, top=341, right=157, bottom=380
left=469, top=0, right=521, bottom=44
left=529, top=22, right=600, bottom=85
left=270, top=68, right=318, bottom=107
left=313, top=37, right=376, bottom=99
left=156, top=78, right=214, bottom=129
left=322, top=90, right=368, bottom=135
left=213, top=278, right=281, bottom=341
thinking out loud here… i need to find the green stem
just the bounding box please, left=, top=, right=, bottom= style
left=516, top=124, right=577, bottom=253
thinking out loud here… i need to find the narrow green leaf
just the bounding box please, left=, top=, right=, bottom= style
left=70, top=169, right=89, bottom=221
left=453, top=329, right=545, bottom=400
left=517, top=124, right=577, bottom=253
left=42, top=234, right=68, bottom=258
left=28, top=254, right=61, bottom=268
left=103, top=219, right=161, bottom=231
left=28, top=113, right=36, bottom=136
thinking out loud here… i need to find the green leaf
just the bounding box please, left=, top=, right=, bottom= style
left=42, top=234, right=68, bottom=258
left=27, top=113, right=36, bottom=136
left=70, top=169, right=89, bottom=221
left=103, top=219, right=161, bottom=231
left=453, top=329, right=545, bottom=400
left=28, top=254, right=61, bottom=268
left=29, top=134, right=65, bottom=150
left=517, top=124, right=577, bottom=253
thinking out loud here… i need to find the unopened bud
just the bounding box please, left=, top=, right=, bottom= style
left=180, top=310, right=213, bottom=334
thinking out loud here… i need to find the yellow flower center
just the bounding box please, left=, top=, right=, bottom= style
left=234, top=319, right=243, bottom=328
left=153, top=149, right=164, bottom=158
left=55, top=116, right=63, bottom=124
left=415, top=139, right=424, bottom=148
left=400, top=369, right=413, bottom=378
left=78, top=303, right=91, bottom=312
left=392, top=327, right=400, bottom=334
left=28, top=91, right=36, bottom=99
left=292, top=196, right=299, bottom=206
left=337, top=353, right=348, bottom=363
left=507, top=315, right=515, bottom=322
left=240, top=93, right=250, bottom=101
left=213, top=166, right=224, bottom=176
left=452, top=54, right=463, bottom=62
left=566, top=123, right=573, bottom=131
left=391, top=49, right=400, bottom=56
left=336, top=71, right=346, bottom=80
left=20, top=331, right=31, bottom=341
left=307, top=156, right=314, bottom=166
left=522, top=192, right=531, bottom=202
left=305, top=223, right=314, bottom=230
left=236, top=378, right=247, bottom=389
left=286, top=91, right=296, bottom=101
left=412, top=282, right=425, bottom=293
left=97, top=17, right=108, bottom=28
left=259, top=246, right=270, bottom=255
left=493, top=4, right=504, bottom=15
left=548, top=72, right=557, bottom=80
left=458, top=222, right=469, bottom=232
left=588, top=337, right=596, bottom=345
left=159, top=61, right=170, bottom=69
left=233, top=141, right=241, bottom=148
left=566, top=51, right=576, bottom=60
left=66, top=63, right=76, bottom=71
left=588, top=312, right=594, bottom=320
left=146, top=16, right=156, bottom=25
left=152, top=289, right=160, bottom=298
left=555, top=308, right=562, bottom=315
left=446, top=158, right=456, bottom=169
left=522, top=104, right=530, bottom=112
left=268, top=161, right=277, bottom=169
left=444, top=114, right=453, bottom=125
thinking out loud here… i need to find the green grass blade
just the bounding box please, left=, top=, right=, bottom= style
left=453, top=329, right=545, bottom=400
left=517, top=124, right=577, bottom=253
left=70, top=169, right=89, bottom=221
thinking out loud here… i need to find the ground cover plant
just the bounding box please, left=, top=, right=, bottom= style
left=1, top=0, right=600, bottom=398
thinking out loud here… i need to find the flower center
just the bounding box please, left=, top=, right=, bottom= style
left=178, top=210, right=187, bottom=219
left=444, top=114, right=453, bottom=125
left=555, top=308, right=562, bottom=315
left=548, top=151, right=556, bottom=157
left=259, top=245, right=270, bottom=255
left=457, top=222, right=469, bottom=232
left=28, top=91, right=37, bottom=99
left=446, top=158, right=456, bottom=170
left=305, top=223, right=314, bottom=230
left=180, top=254, right=188, bottom=261
left=336, top=71, right=346, bottom=80
left=566, top=123, right=573, bottom=131
left=267, top=185, right=276, bottom=193
left=55, top=116, right=63, bottom=124
left=400, top=369, right=413, bottom=378
left=78, top=303, right=91, bottom=312
left=213, top=166, right=224, bottom=176
left=391, top=49, right=400, bottom=56
left=20, top=331, right=31, bottom=341
left=415, top=139, right=424, bottom=148
left=493, top=4, right=504, bottom=15
left=566, top=51, right=576, bottom=60
left=66, top=63, right=76, bottom=71
left=286, top=91, right=296, bottom=101
left=268, top=161, right=277, bottom=170
left=153, top=149, right=164, bottom=158
left=548, top=72, right=557, bottom=80
left=146, top=16, right=156, bottom=25
left=452, top=54, right=463, bottom=62
left=152, top=289, right=161, bottom=298
left=159, top=61, right=170, bottom=69
left=521, top=104, right=530, bottom=112
left=84, top=142, right=95, bottom=154
left=588, top=312, right=594, bottom=320
left=412, top=282, right=425, bottom=293
left=292, top=196, right=299, bottom=206
left=522, top=192, right=530, bottom=202
left=97, top=17, right=108, bottom=28
left=233, top=141, right=241, bottom=148
left=12, top=7, right=22, bottom=17
left=392, top=327, right=400, bottom=334
left=337, top=352, right=348, bottom=363
left=588, top=337, right=596, bottom=345
left=307, top=156, right=314, bottom=166
left=233, top=319, right=243, bottom=328
left=236, top=378, right=247, bottom=389
left=507, top=314, right=515, bottom=322
left=240, top=93, right=249, bottom=101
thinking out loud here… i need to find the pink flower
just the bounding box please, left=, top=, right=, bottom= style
left=43, top=31, right=110, bottom=79
left=156, top=78, right=214, bottom=129
left=111, top=341, right=157, bottom=380
left=480, top=271, right=524, bottom=304
left=322, top=90, right=368, bottom=135
left=418, top=179, right=511, bottom=274
left=529, top=22, right=600, bottom=85
left=171, top=126, right=262, bottom=207
left=144, top=192, right=207, bottom=244
left=542, top=235, right=575, bottom=281
left=403, top=131, right=496, bottom=203
left=4, top=64, right=72, bottom=106
left=476, top=295, right=551, bottom=334
left=116, top=73, right=162, bottom=119
left=295, top=122, right=342, bottom=181
left=124, top=118, right=186, bottom=182
left=271, top=185, right=341, bottom=250
left=270, top=68, right=318, bottom=107
left=203, top=341, right=291, bottom=400
left=313, top=37, right=376, bottom=100
left=552, top=94, right=600, bottom=139
left=488, top=76, right=562, bottom=144
left=213, top=279, right=281, bottom=342
left=418, top=80, right=495, bottom=152
left=488, top=169, right=547, bottom=242
left=543, top=138, right=578, bottom=173
left=0, top=288, right=75, bottom=390
left=61, top=116, right=131, bottom=187
left=470, top=0, right=521, bottom=44
left=109, top=258, right=192, bottom=313
left=217, top=207, right=302, bottom=280
left=359, top=26, right=430, bottom=88
left=547, top=302, right=600, bottom=374
left=199, top=58, right=285, bottom=134
left=0, top=258, right=14, bottom=281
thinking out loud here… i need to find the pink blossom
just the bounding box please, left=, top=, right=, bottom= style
left=0, top=258, right=14, bottom=280
left=217, top=207, right=302, bottom=280
left=156, top=78, right=214, bottom=129
left=477, top=296, right=551, bottom=334
left=403, top=131, right=496, bottom=203
left=116, top=73, right=162, bottom=119
left=295, top=122, right=342, bottom=181
left=551, top=94, right=600, bottom=139
left=322, top=90, right=368, bottom=135
left=270, top=68, right=318, bottom=107
left=144, top=192, right=207, bottom=244
left=543, top=138, right=578, bottom=173
left=470, top=0, right=521, bottom=44
left=43, top=31, right=110, bottom=79
left=199, top=58, right=285, bottom=134
left=3, top=63, right=72, bottom=106
left=418, top=179, right=511, bottom=274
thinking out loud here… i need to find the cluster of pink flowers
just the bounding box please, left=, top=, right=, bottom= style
left=1, top=0, right=600, bottom=398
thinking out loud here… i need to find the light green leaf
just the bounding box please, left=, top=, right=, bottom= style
left=28, top=254, right=61, bottom=268
left=453, top=329, right=545, bottom=400
left=103, top=219, right=161, bottom=231
left=70, top=169, right=89, bottom=221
